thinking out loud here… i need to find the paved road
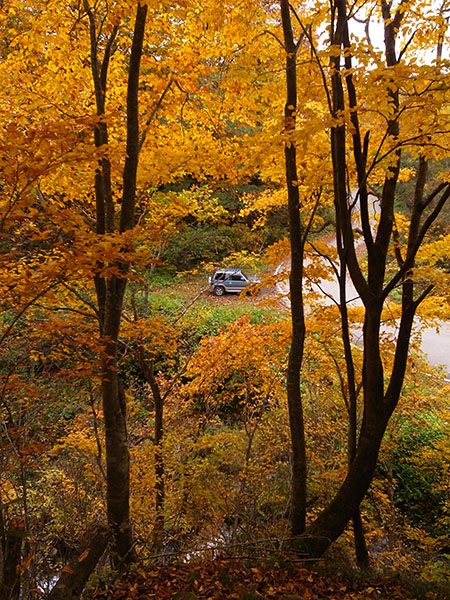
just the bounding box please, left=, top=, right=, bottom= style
left=276, top=259, right=450, bottom=380
left=421, top=322, right=450, bottom=377
left=277, top=192, right=449, bottom=379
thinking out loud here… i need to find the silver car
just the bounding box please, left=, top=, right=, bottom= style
left=208, top=269, right=260, bottom=296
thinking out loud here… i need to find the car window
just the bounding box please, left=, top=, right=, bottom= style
left=215, top=272, right=225, bottom=280
left=230, top=274, right=244, bottom=281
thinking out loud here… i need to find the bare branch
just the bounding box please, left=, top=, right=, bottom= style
left=398, top=32, right=416, bottom=62
left=139, top=78, right=174, bottom=152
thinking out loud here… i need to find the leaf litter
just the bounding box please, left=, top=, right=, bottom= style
left=93, top=559, right=419, bottom=599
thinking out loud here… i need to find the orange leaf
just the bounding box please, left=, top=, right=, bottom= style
left=78, top=549, right=89, bottom=562
left=62, top=565, right=74, bottom=573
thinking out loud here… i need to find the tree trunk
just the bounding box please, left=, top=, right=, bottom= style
left=278, top=0, right=450, bottom=562
left=86, top=1, right=148, bottom=564
left=0, top=498, right=5, bottom=597
left=0, top=516, right=23, bottom=600
left=338, top=257, right=370, bottom=567
left=147, top=364, right=165, bottom=549
left=280, top=0, right=307, bottom=536
left=305, top=403, right=389, bottom=556
left=101, top=335, right=134, bottom=564
left=47, top=523, right=108, bottom=600
left=326, top=0, right=369, bottom=566
left=132, top=290, right=166, bottom=550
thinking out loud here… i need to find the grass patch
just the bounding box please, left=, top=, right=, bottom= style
left=191, top=303, right=277, bottom=337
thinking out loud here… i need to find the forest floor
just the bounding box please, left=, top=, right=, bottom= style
left=148, top=272, right=278, bottom=311
left=91, top=559, right=442, bottom=600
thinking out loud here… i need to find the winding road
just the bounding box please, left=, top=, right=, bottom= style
left=275, top=195, right=450, bottom=379
left=276, top=261, right=450, bottom=379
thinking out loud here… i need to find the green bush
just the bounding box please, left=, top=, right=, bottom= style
left=161, top=223, right=263, bottom=272
left=393, top=416, right=446, bottom=534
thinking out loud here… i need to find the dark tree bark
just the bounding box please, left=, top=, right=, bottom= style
left=148, top=364, right=165, bottom=548
left=0, top=516, right=23, bottom=600
left=135, top=345, right=166, bottom=549
left=84, top=0, right=148, bottom=565
left=47, top=523, right=108, bottom=600
left=280, top=0, right=307, bottom=536
left=328, top=0, right=370, bottom=568
left=337, top=244, right=369, bottom=567
left=130, top=288, right=166, bottom=550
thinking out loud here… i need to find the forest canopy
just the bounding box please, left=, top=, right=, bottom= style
left=0, top=1, right=449, bottom=598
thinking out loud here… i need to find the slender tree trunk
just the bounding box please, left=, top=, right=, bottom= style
left=328, top=0, right=369, bottom=567
left=101, top=337, right=134, bottom=564
left=104, top=2, right=148, bottom=565
left=305, top=397, right=389, bottom=556
left=147, top=364, right=165, bottom=549
left=338, top=259, right=370, bottom=567
left=132, top=289, right=166, bottom=550
left=280, top=0, right=307, bottom=536
left=307, top=301, right=390, bottom=554
left=0, top=495, right=5, bottom=597
left=1, top=516, right=23, bottom=600
left=86, top=1, right=148, bottom=565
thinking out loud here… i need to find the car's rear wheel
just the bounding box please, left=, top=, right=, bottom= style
left=214, top=285, right=225, bottom=296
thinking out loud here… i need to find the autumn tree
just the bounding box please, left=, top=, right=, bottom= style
left=80, top=0, right=148, bottom=565
left=1, top=0, right=285, bottom=582
left=280, top=0, right=450, bottom=559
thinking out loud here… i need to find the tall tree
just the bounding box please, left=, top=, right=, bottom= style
left=0, top=0, right=283, bottom=579
left=280, top=0, right=308, bottom=536
left=281, top=0, right=450, bottom=557
left=83, top=0, right=148, bottom=564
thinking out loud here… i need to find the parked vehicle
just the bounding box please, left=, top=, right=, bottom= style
left=209, top=268, right=260, bottom=296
